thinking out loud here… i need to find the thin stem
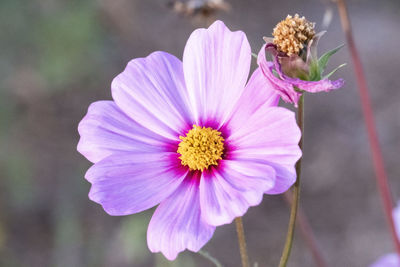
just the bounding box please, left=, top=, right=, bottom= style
left=198, top=250, right=223, bottom=267
left=235, top=217, right=250, bottom=267
left=279, top=95, right=304, bottom=267
left=283, top=193, right=328, bottom=267
left=335, top=0, right=400, bottom=256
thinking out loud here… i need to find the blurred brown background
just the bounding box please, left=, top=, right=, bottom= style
left=1, top=0, right=399, bottom=266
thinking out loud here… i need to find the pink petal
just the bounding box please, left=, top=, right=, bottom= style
left=283, top=76, right=344, bottom=94
left=85, top=152, right=187, bottom=215
left=112, top=51, right=193, bottom=140
left=370, top=253, right=399, bottom=267
left=394, top=202, right=400, bottom=239
left=262, top=161, right=297, bottom=195
left=199, top=160, right=276, bottom=226
left=147, top=175, right=215, bottom=260
left=257, top=44, right=301, bottom=105
left=183, top=20, right=251, bottom=126
left=227, top=106, right=301, bottom=194
left=225, top=67, right=280, bottom=132
left=77, top=101, right=172, bottom=163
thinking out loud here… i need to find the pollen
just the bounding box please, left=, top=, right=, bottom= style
left=177, top=125, right=224, bottom=171
left=272, top=14, right=315, bottom=56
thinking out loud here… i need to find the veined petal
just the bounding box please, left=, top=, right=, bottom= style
left=112, top=51, right=193, bottom=140
left=86, top=152, right=187, bottom=215
left=258, top=44, right=301, bottom=105
left=225, top=67, right=280, bottom=133
left=227, top=106, right=301, bottom=194
left=77, top=101, right=172, bottom=163
left=147, top=175, right=215, bottom=260
left=183, top=20, right=251, bottom=126
left=291, top=78, right=344, bottom=93
left=200, top=160, right=276, bottom=226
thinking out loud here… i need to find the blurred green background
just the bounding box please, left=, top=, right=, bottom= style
left=1, top=0, right=400, bottom=266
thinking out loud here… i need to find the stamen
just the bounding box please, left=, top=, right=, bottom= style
left=272, top=14, right=315, bottom=56
left=177, top=125, right=224, bottom=171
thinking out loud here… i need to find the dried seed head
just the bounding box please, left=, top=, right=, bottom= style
left=272, top=14, right=315, bottom=56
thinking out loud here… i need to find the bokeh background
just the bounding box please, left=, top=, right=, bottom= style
left=1, top=0, right=399, bottom=266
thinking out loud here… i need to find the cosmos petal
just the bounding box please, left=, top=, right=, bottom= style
left=225, top=67, right=280, bottom=133
left=77, top=101, right=171, bottom=163
left=183, top=20, right=251, bottom=126
left=369, top=203, right=400, bottom=267
left=86, top=152, right=187, bottom=215
left=393, top=201, right=400, bottom=238
left=227, top=106, right=301, bottom=194
left=112, top=51, right=193, bottom=140
left=199, top=160, right=276, bottom=226
left=258, top=44, right=301, bottom=105
left=147, top=175, right=215, bottom=260
left=370, top=253, right=399, bottom=267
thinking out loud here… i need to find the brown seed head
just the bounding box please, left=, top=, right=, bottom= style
left=272, top=14, right=315, bottom=56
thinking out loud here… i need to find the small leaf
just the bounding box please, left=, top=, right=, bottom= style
left=318, top=44, right=344, bottom=73
left=252, top=52, right=258, bottom=59
left=323, top=63, right=347, bottom=79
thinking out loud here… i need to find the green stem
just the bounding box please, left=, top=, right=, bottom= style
left=278, top=95, right=304, bottom=267
left=235, top=217, right=250, bottom=267
left=198, top=250, right=223, bottom=267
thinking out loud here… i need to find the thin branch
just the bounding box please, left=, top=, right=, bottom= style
left=335, top=0, right=400, bottom=256
left=283, top=193, right=328, bottom=267
left=278, top=95, right=304, bottom=267
left=235, top=217, right=250, bottom=267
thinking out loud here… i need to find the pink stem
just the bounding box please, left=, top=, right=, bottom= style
left=335, top=0, right=400, bottom=256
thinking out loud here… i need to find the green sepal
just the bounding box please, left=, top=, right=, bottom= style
left=323, top=63, right=347, bottom=79
left=318, top=44, right=344, bottom=74
left=308, top=60, right=321, bottom=81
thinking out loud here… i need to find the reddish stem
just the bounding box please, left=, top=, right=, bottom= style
left=335, top=0, right=400, bottom=256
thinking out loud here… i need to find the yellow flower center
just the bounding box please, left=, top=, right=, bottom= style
left=272, top=14, right=315, bottom=56
left=177, top=125, right=224, bottom=171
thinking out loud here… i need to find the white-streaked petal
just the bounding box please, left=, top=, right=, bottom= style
left=183, top=20, right=251, bottom=126
left=199, top=160, right=276, bottom=226
left=112, top=51, right=193, bottom=140
left=227, top=106, right=301, bottom=194
left=224, top=67, right=280, bottom=132
left=86, top=152, right=187, bottom=215
left=77, top=101, right=172, bottom=163
left=147, top=175, right=215, bottom=260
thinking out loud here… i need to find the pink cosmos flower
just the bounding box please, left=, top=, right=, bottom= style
left=257, top=43, right=344, bottom=106
left=370, top=203, right=400, bottom=267
left=77, top=21, right=301, bottom=260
